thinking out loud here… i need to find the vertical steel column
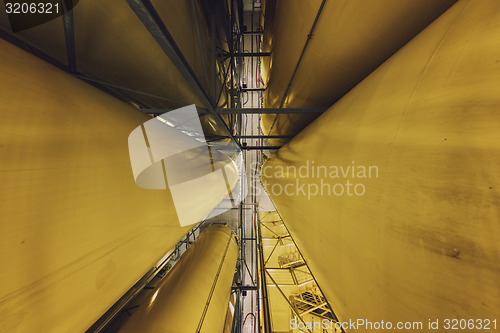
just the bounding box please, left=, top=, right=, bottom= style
left=211, top=0, right=217, bottom=101
left=257, top=216, right=272, bottom=332
left=61, top=0, right=76, bottom=73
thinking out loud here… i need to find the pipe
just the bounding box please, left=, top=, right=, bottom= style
left=261, top=0, right=500, bottom=328
left=117, top=224, right=238, bottom=333
left=242, top=312, right=257, bottom=333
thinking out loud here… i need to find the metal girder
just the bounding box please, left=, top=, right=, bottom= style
left=125, top=0, right=240, bottom=148
left=61, top=1, right=76, bottom=73
left=217, top=107, right=326, bottom=114
left=240, top=88, right=266, bottom=92
left=190, top=0, right=209, bottom=91
left=0, top=28, right=67, bottom=71
left=242, top=146, right=278, bottom=150
left=264, top=239, right=281, bottom=265
left=76, top=76, right=185, bottom=106
left=0, top=30, right=152, bottom=109
left=239, top=135, right=293, bottom=139
left=211, top=0, right=217, bottom=101
left=241, top=30, right=263, bottom=35
left=141, top=107, right=209, bottom=115
left=229, top=52, right=271, bottom=57
left=232, top=285, right=258, bottom=291
left=257, top=215, right=273, bottom=333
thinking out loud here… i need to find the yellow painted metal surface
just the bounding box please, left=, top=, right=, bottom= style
left=261, top=0, right=456, bottom=145
left=0, top=39, right=234, bottom=332
left=262, top=0, right=500, bottom=330
left=118, top=224, right=238, bottom=333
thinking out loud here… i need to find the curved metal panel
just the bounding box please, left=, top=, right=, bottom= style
left=262, top=0, right=500, bottom=327
left=118, top=224, right=238, bottom=333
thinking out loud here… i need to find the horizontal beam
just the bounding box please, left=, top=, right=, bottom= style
left=241, top=146, right=282, bottom=150
left=141, top=108, right=209, bottom=115
left=239, top=135, right=293, bottom=139
left=241, top=88, right=266, bottom=92
left=229, top=52, right=271, bottom=57
left=232, top=285, right=258, bottom=291
left=207, top=135, right=293, bottom=140
left=143, top=108, right=326, bottom=115
left=217, top=108, right=326, bottom=114
left=241, top=31, right=263, bottom=35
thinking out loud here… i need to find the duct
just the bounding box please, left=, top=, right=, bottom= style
left=261, top=0, right=500, bottom=329
left=0, top=0, right=228, bottom=117
left=117, top=224, right=238, bottom=333
left=260, top=0, right=457, bottom=145
left=0, top=38, right=236, bottom=332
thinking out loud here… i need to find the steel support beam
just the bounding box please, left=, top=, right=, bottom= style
left=232, top=285, right=258, bottom=291
left=241, top=31, right=263, bottom=35
left=241, top=146, right=281, bottom=150
left=125, top=0, right=240, bottom=148
left=229, top=52, right=271, bottom=57
left=211, top=0, right=217, bottom=101
left=191, top=0, right=209, bottom=91
left=257, top=215, right=272, bottom=333
left=61, top=1, right=76, bottom=73
left=0, top=30, right=153, bottom=109
left=141, top=107, right=210, bottom=115
left=241, top=88, right=266, bottom=92
left=0, top=28, right=67, bottom=71
left=76, top=75, right=186, bottom=106
left=239, top=135, right=293, bottom=139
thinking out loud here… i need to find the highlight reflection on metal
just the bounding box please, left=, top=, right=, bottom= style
left=128, top=104, right=247, bottom=226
